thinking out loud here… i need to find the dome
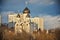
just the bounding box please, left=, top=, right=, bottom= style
left=23, top=7, right=30, bottom=13
left=17, top=14, right=20, bottom=18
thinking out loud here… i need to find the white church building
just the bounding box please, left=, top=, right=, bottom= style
left=8, top=7, right=44, bottom=34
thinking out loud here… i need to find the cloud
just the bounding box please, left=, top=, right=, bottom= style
left=1, top=11, right=15, bottom=23
left=29, top=0, right=55, bottom=5
left=39, top=14, right=60, bottom=29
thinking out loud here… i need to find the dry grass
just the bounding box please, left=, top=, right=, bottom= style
left=0, top=25, right=60, bottom=40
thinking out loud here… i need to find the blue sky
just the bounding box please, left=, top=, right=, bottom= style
left=0, top=0, right=60, bottom=29
left=1, top=0, right=59, bottom=16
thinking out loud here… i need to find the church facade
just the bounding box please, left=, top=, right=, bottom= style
left=8, top=7, right=44, bottom=34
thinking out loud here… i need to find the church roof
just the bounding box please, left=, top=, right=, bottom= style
left=23, top=7, right=30, bottom=13
left=17, top=14, right=20, bottom=18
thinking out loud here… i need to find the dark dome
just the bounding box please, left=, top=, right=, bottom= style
left=17, top=14, right=20, bottom=18
left=23, top=7, right=30, bottom=13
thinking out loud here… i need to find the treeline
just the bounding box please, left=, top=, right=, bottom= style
left=0, top=24, right=60, bottom=40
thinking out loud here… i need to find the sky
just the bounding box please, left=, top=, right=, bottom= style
left=0, top=0, right=60, bottom=29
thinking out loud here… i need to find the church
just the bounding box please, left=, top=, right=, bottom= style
left=8, top=7, right=44, bottom=34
